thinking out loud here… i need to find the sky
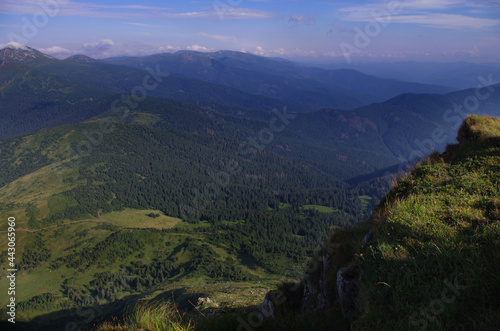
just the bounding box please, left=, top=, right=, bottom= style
left=0, top=0, right=499, bottom=63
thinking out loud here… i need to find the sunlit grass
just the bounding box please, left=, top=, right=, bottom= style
left=353, top=115, right=500, bottom=330
left=95, top=300, right=194, bottom=331
left=101, top=208, right=182, bottom=229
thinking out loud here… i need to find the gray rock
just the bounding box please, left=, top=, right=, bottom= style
left=261, top=291, right=275, bottom=319
left=337, top=264, right=363, bottom=318
left=317, top=247, right=335, bottom=309
left=362, top=231, right=373, bottom=245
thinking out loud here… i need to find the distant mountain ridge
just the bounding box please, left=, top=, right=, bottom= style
left=103, top=49, right=454, bottom=110
left=0, top=45, right=455, bottom=108
left=0, top=42, right=53, bottom=65
left=320, top=61, right=500, bottom=90
left=63, top=54, right=98, bottom=63
left=1, top=44, right=499, bottom=183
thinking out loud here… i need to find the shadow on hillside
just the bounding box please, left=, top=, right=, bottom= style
left=348, top=136, right=500, bottom=186
left=345, top=162, right=404, bottom=186
left=151, top=287, right=208, bottom=310
left=1, top=293, right=151, bottom=331
left=444, top=137, right=500, bottom=161
left=1, top=286, right=223, bottom=331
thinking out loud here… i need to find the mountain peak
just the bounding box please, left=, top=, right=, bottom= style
left=0, top=42, right=53, bottom=66
left=2, top=42, right=30, bottom=51
left=64, top=54, right=98, bottom=63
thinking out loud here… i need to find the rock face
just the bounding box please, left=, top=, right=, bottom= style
left=362, top=231, right=373, bottom=245
left=316, top=245, right=336, bottom=310
left=261, top=282, right=304, bottom=319
left=300, top=238, right=345, bottom=313
left=261, top=292, right=275, bottom=319
left=337, top=264, right=363, bottom=318
left=299, top=241, right=339, bottom=313
left=263, top=231, right=370, bottom=320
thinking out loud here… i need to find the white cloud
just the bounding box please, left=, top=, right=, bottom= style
left=0, top=0, right=171, bottom=15
left=254, top=46, right=265, bottom=55
left=171, top=8, right=273, bottom=19
left=123, top=22, right=161, bottom=27
left=157, top=45, right=181, bottom=53
left=249, top=46, right=318, bottom=58
left=91, top=4, right=172, bottom=10
left=0, top=0, right=273, bottom=20
left=389, top=13, right=500, bottom=29
left=186, top=45, right=212, bottom=52
left=0, top=42, right=29, bottom=50
left=198, top=32, right=238, bottom=42
left=339, top=0, right=500, bottom=29
left=39, top=45, right=73, bottom=55
left=398, top=0, right=464, bottom=9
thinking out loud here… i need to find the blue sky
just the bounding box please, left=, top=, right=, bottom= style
left=0, top=0, right=499, bottom=62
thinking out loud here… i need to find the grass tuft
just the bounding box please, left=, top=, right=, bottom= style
left=94, top=300, right=194, bottom=331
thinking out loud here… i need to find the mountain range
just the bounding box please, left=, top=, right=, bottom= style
left=0, top=43, right=455, bottom=136
left=103, top=49, right=453, bottom=110
left=1, top=43, right=499, bottom=181
left=319, top=61, right=500, bottom=90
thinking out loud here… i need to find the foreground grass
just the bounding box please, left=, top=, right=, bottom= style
left=93, top=298, right=347, bottom=331
left=354, top=115, right=500, bottom=330
left=95, top=300, right=194, bottom=331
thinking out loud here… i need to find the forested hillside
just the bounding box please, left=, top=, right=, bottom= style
left=0, top=100, right=376, bottom=329
left=81, top=116, right=500, bottom=331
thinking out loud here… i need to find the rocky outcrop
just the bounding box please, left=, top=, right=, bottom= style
left=196, top=297, right=219, bottom=308
left=362, top=231, right=373, bottom=245
left=262, top=230, right=370, bottom=320
left=261, top=282, right=304, bottom=319
left=261, top=291, right=276, bottom=319
left=316, top=245, right=336, bottom=310
left=337, top=264, right=363, bottom=318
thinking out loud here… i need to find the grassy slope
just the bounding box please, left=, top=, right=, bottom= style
left=0, top=211, right=279, bottom=324
left=355, top=115, right=500, bottom=330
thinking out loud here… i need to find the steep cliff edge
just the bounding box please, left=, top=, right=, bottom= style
left=263, top=115, right=500, bottom=330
